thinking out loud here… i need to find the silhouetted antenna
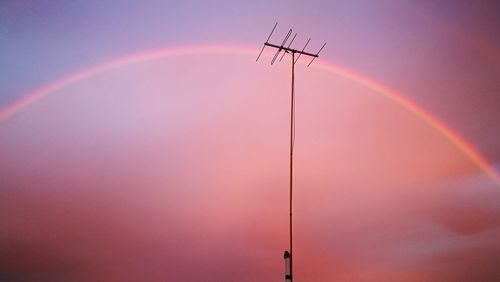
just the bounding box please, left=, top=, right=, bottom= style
left=256, top=22, right=325, bottom=282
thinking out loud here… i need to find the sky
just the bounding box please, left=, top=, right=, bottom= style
left=0, top=0, right=499, bottom=281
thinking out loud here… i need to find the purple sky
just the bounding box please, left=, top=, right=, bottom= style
left=1, top=1, right=499, bottom=281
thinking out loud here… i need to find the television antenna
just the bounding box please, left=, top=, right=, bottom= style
left=256, top=22, right=326, bottom=282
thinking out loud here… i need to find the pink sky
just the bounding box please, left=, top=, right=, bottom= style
left=0, top=1, right=499, bottom=281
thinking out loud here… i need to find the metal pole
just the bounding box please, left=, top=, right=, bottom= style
left=256, top=24, right=325, bottom=281
left=289, top=51, right=295, bottom=281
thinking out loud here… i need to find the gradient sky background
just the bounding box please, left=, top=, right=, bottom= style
left=1, top=1, right=499, bottom=281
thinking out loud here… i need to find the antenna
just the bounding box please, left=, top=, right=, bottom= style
left=256, top=23, right=325, bottom=282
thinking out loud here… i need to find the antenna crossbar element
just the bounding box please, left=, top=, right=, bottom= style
left=256, top=22, right=278, bottom=62
left=307, top=42, right=327, bottom=67
left=279, top=33, right=297, bottom=62
left=271, top=29, right=293, bottom=65
left=294, top=38, right=310, bottom=64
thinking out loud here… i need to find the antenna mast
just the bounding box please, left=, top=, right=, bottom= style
left=257, top=22, right=326, bottom=282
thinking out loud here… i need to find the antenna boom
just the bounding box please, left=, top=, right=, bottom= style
left=264, top=42, right=318, bottom=58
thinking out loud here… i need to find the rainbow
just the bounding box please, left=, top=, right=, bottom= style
left=0, top=45, right=498, bottom=186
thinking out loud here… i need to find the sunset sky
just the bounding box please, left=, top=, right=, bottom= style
left=1, top=1, right=499, bottom=281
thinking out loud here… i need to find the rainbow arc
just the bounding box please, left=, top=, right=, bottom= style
left=0, top=45, right=497, bottom=186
